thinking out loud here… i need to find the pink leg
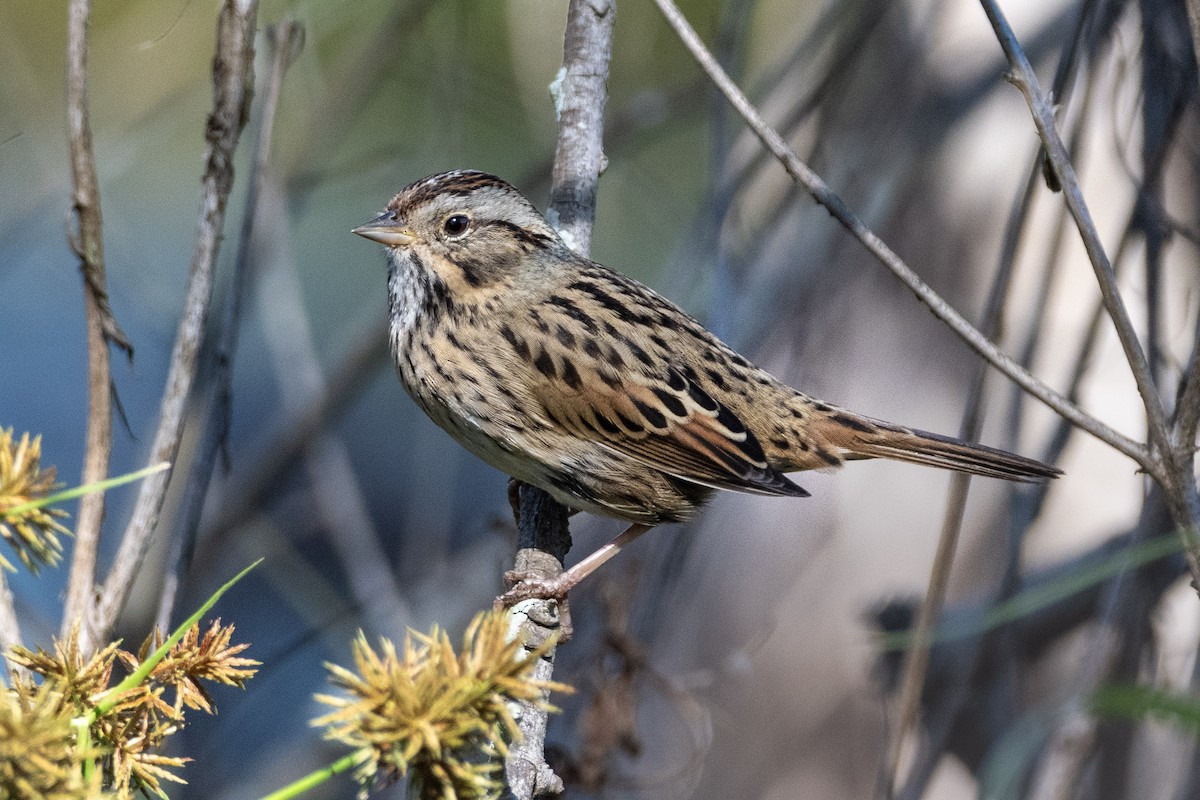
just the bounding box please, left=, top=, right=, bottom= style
left=497, top=523, right=652, bottom=605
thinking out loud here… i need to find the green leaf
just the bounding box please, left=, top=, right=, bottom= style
left=89, top=558, right=263, bottom=719
left=1091, top=684, right=1200, bottom=732
left=256, top=749, right=368, bottom=800
left=1, top=461, right=171, bottom=519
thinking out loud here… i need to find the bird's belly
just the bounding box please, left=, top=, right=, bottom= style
left=403, top=373, right=702, bottom=524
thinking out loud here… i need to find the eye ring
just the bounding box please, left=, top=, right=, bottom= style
left=443, top=214, right=470, bottom=237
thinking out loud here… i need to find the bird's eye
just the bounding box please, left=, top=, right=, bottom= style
left=443, top=214, right=470, bottom=237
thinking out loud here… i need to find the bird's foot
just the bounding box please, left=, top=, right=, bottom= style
left=495, top=569, right=575, bottom=607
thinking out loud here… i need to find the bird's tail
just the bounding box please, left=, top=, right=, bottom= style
left=785, top=402, right=1060, bottom=482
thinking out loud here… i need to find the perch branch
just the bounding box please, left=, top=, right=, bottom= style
left=506, top=1, right=615, bottom=798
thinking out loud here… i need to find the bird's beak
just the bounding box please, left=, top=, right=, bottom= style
left=352, top=212, right=416, bottom=247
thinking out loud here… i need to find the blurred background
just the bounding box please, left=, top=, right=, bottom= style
left=2, top=0, right=1198, bottom=797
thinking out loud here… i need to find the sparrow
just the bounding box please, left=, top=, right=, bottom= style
left=354, top=170, right=1059, bottom=600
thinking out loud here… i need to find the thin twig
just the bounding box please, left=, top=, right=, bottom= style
left=61, top=0, right=133, bottom=636
left=652, top=0, right=1148, bottom=468
left=978, top=0, right=1172, bottom=470
left=506, top=1, right=615, bottom=797
left=886, top=154, right=1044, bottom=798
left=157, top=21, right=304, bottom=632
left=85, top=0, right=259, bottom=653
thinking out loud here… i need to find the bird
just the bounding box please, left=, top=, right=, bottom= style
left=353, top=170, right=1060, bottom=602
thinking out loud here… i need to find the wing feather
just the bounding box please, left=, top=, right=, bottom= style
left=527, top=326, right=807, bottom=497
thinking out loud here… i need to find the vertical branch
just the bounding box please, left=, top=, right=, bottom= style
left=157, top=21, right=305, bottom=631
left=61, top=0, right=134, bottom=634
left=545, top=0, right=616, bottom=255
left=77, top=0, right=259, bottom=652
left=506, top=2, right=615, bottom=797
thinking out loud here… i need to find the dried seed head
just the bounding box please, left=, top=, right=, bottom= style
left=314, top=609, right=572, bottom=799
left=0, top=681, right=90, bottom=800
left=0, top=429, right=71, bottom=574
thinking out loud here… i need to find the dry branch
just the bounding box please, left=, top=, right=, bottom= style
left=80, top=0, right=259, bottom=653
left=61, top=0, right=133, bottom=636
left=157, top=21, right=304, bottom=631
left=505, top=1, right=616, bottom=797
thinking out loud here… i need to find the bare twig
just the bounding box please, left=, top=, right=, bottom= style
left=82, top=0, right=259, bottom=652
left=886, top=155, right=1044, bottom=797
left=506, top=1, right=615, bottom=797
left=651, top=0, right=1148, bottom=468
left=890, top=5, right=1106, bottom=787
left=61, top=0, right=133, bottom=635
left=157, top=21, right=304, bottom=631
left=978, top=0, right=1171, bottom=468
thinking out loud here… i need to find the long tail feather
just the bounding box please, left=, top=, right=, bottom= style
left=804, top=409, right=1060, bottom=482
left=845, top=424, right=1060, bottom=481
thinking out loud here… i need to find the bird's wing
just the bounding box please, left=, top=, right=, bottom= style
left=524, top=328, right=807, bottom=498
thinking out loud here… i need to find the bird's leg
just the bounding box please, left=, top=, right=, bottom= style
left=497, top=523, right=653, bottom=606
